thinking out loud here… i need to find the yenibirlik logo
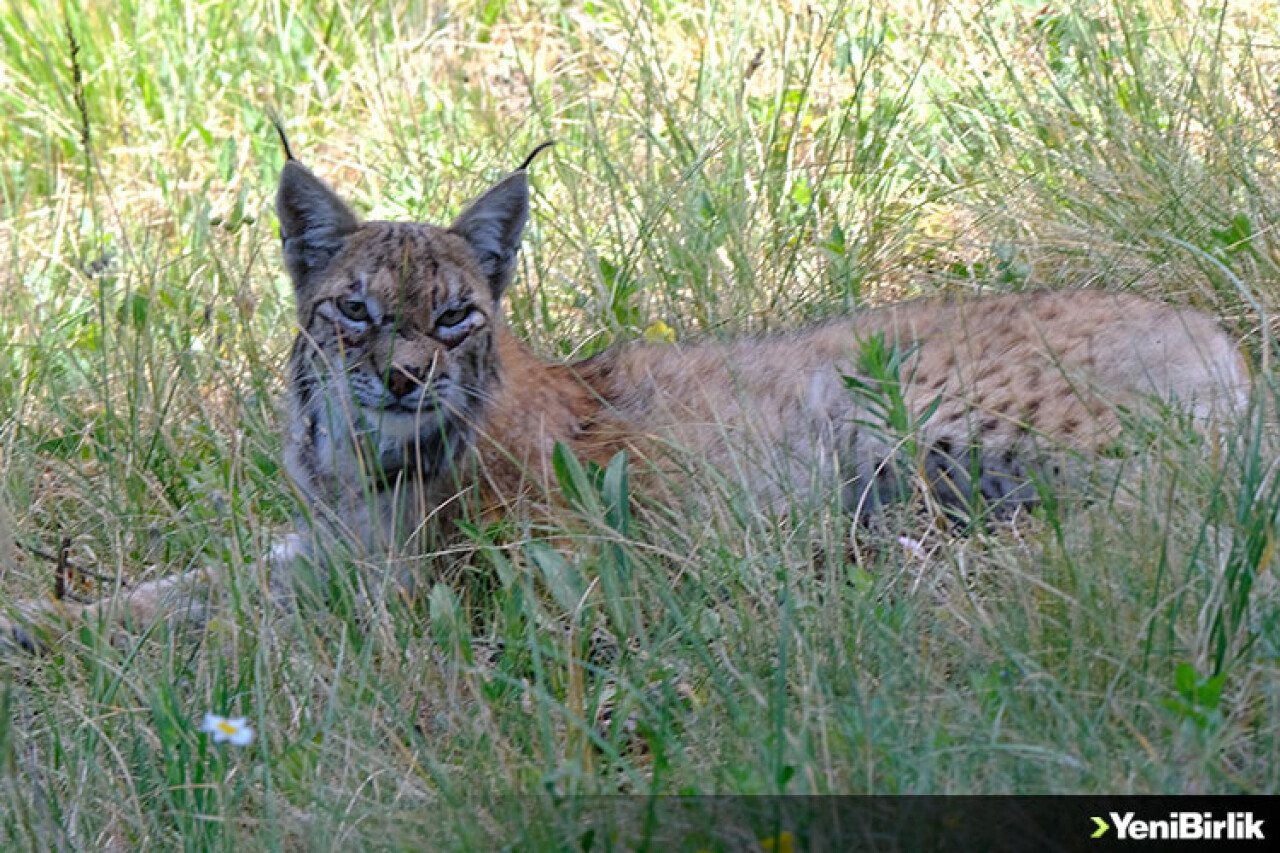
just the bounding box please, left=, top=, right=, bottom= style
left=1091, top=812, right=1265, bottom=841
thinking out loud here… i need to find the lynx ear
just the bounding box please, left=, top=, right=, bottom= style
left=449, top=171, right=529, bottom=301
left=276, top=161, right=359, bottom=294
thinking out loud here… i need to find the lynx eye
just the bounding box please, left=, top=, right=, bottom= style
left=337, top=297, right=371, bottom=323
left=436, top=306, right=471, bottom=328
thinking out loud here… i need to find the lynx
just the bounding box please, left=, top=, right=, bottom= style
left=272, top=148, right=1247, bottom=558
left=0, top=143, right=1251, bottom=650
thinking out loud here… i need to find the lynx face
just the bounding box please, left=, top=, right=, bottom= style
left=275, top=158, right=530, bottom=546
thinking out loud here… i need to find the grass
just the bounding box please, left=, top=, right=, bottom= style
left=2, top=0, right=1279, bottom=847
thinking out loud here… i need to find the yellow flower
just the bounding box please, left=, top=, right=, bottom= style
left=643, top=319, right=676, bottom=343
left=760, top=831, right=795, bottom=853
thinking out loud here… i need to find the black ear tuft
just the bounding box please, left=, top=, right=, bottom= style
left=267, top=110, right=295, bottom=161
left=517, top=140, right=555, bottom=171
left=276, top=161, right=359, bottom=294
left=449, top=172, right=529, bottom=301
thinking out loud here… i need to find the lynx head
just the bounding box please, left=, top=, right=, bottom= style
left=277, top=155, right=529, bottom=489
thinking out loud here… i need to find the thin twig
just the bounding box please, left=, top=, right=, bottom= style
left=14, top=539, right=121, bottom=585
left=53, top=537, right=68, bottom=601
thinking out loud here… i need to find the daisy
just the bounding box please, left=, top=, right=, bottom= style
left=200, top=713, right=254, bottom=746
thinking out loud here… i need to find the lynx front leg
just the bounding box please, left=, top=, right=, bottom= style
left=1, top=568, right=214, bottom=656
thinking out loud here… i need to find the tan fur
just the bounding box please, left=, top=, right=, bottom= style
left=1, top=155, right=1251, bottom=652
left=473, top=290, right=1248, bottom=517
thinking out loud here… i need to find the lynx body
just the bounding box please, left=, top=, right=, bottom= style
left=275, top=155, right=1249, bottom=558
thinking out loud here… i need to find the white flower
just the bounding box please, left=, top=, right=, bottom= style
left=200, top=713, right=254, bottom=746
left=897, top=535, right=927, bottom=559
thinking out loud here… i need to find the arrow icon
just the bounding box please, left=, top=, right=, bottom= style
left=1091, top=816, right=1110, bottom=838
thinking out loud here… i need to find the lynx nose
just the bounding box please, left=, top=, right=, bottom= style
left=386, top=363, right=428, bottom=400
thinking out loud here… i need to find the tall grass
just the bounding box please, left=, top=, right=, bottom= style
left=1, top=0, right=1278, bottom=847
